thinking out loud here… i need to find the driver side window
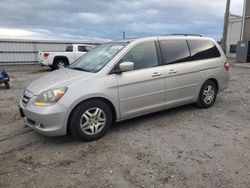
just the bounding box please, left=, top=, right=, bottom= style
left=121, top=41, right=158, bottom=70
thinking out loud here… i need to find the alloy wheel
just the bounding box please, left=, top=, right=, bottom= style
left=80, top=107, right=106, bottom=135
left=203, top=85, right=215, bottom=105
left=57, top=62, right=65, bottom=69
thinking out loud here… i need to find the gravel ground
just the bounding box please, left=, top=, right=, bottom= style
left=0, top=65, right=250, bottom=188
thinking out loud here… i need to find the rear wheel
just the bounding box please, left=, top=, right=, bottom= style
left=69, top=99, right=112, bottom=141
left=53, top=59, right=67, bottom=70
left=196, top=80, right=217, bottom=108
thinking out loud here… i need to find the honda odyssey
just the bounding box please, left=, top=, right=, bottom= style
left=19, top=35, right=230, bottom=141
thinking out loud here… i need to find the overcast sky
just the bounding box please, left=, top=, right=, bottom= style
left=0, top=0, right=244, bottom=41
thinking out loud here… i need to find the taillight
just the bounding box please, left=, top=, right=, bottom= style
left=224, top=62, right=229, bottom=71
left=44, top=52, right=49, bottom=58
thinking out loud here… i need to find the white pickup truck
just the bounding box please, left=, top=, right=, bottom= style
left=38, top=44, right=95, bottom=69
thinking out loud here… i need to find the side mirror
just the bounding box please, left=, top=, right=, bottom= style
left=119, top=62, right=134, bottom=72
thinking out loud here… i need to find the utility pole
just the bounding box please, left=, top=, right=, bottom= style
left=123, top=31, right=125, bottom=39
left=222, top=0, right=231, bottom=53
left=240, top=0, right=246, bottom=41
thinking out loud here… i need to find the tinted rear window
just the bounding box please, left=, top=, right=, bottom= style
left=188, top=40, right=221, bottom=60
left=66, top=45, right=73, bottom=52
left=159, top=40, right=191, bottom=64
left=78, top=46, right=87, bottom=52
left=78, top=46, right=94, bottom=52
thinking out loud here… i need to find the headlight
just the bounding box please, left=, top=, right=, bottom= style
left=34, top=87, right=67, bottom=106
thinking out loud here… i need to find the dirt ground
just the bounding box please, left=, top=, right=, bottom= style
left=0, top=65, right=250, bottom=188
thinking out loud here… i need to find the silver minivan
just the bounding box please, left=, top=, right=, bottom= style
left=19, top=35, right=230, bottom=141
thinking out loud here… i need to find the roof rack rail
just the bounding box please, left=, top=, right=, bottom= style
left=171, top=34, right=202, bottom=37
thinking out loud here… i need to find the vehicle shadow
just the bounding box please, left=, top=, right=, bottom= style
left=112, top=104, right=197, bottom=131
left=0, top=85, right=9, bottom=90
left=28, top=67, right=52, bottom=74
left=30, top=104, right=198, bottom=145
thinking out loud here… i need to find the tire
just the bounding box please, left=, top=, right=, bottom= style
left=69, top=99, right=112, bottom=142
left=53, top=59, right=67, bottom=70
left=196, top=80, right=217, bottom=108
left=5, top=82, right=10, bottom=89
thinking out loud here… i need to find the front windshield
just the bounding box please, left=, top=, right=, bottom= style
left=69, top=43, right=126, bottom=73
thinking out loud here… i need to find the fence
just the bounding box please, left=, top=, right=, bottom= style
left=0, top=38, right=104, bottom=64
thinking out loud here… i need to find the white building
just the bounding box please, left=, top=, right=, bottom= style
left=226, top=14, right=242, bottom=58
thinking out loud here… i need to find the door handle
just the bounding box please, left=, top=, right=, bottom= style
left=152, top=72, right=162, bottom=77
left=168, top=69, right=178, bottom=74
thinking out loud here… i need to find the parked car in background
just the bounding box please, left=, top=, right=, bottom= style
left=38, top=44, right=95, bottom=69
left=20, top=35, right=230, bottom=141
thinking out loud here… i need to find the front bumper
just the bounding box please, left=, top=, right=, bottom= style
left=19, top=101, right=68, bottom=137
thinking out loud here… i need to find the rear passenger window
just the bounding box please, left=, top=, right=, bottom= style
left=66, top=45, right=73, bottom=52
left=188, top=40, right=221, bottom=60
left=159, top=40, right=191, bottom=64
left=121, top=41, right=158, bottom=70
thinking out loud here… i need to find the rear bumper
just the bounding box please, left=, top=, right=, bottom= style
left=218, top=71, right=230, bottom=92
left=39, top=59, right=50, bottom=66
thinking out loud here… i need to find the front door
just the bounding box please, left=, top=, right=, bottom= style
left=116, top=41, right=166, bottom=118
left=75, top=45, right=87, bottom=60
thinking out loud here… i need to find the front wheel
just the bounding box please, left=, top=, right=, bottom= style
left=196, top=80, right=217, bottom=108
left=5, top=82, right=10, bottom=89
left=69, top=100, right=112, bottom=141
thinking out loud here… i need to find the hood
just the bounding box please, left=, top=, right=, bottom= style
left=26, top=68, right=93, bottom=95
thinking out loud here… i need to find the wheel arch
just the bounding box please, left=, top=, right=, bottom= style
left=206, top=78, right=219, bottom=91
left=67, top=97, right=117, bottom=134
left=53, top=56, right=69, bottom=65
